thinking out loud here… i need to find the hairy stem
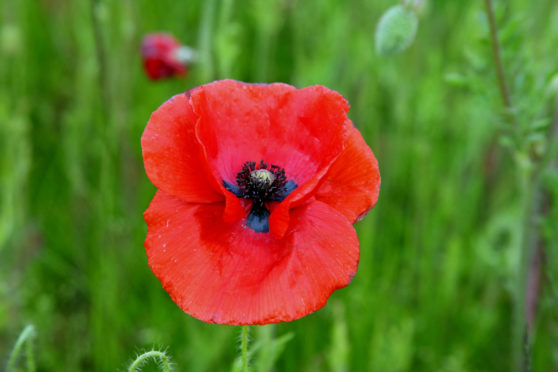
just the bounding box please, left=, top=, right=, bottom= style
left=128, top=350, right=172, bottom=372
left=241, top=325, right=250, bottom=372
left=6, top=324, right=36, bottom=372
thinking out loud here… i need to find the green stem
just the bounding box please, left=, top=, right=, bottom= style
left=197, top=0, right=217, bottom=82
left=516, top=167, right=537, bottom=372
left=6, top=324, right=36, bottom=372
left=127, top=350, right=172, bottom=372
left=483, top=2, right=536, bottom=371
left=483, top=0, right=513, bottom=113
left=241, top=325, right=250, bottom=372
left=537, top=97, right=558, bottom=175
left=89, top=0, right=111, bottom=113
left=216, top=0, right=236, bottom=77
left=254, top=24, right=272, bottom=82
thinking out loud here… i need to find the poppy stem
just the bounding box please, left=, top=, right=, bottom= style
left=483, top=0, right=514, bottom=117
left=483, top=2, right=542, bottom=372
left=127, top=350, right=172, bottom=372
left=6, top=324, right=36, bottom=372
left=240, top=325, right=250, bottom=372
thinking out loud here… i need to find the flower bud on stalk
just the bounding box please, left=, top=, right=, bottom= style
left=141, top=33, right=197, bottom=80
left=375, top=4, right=419, bottom=56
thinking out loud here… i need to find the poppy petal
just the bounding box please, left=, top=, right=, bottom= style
left=191, top=80, right=348, bottom=190
left=268, top=156, right=336, bottom=239
left=315, top=125, right=381, bottom=222
left=144, top=191, right=359, bottom=325
left=142, top=93, right=223, bottom=203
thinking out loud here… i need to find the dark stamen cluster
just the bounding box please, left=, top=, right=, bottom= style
left=235, top=160, right=287, bottom=208
left=222, top=160, right=298, bottom=233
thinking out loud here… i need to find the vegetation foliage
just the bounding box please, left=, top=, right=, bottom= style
left=1, top=0, right=557, bottom=371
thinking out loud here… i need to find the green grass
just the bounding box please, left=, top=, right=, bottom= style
left=1, top=0, right=558, bottom=371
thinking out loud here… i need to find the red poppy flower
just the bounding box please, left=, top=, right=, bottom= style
left=141, top=33, right=194, bottom=80
left=142, top=79, right=380, bottom=325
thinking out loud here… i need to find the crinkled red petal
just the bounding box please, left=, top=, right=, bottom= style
left=268, top=155, right=336, bottom=239
left=315, top=125, right=381, bottom=222
left=191, top=79, right=348, bottom=192
left=142, top=93, right=223, bottom=203
left=144, top=191, right=359, bottom=325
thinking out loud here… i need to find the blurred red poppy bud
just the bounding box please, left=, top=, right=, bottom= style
left=141, top=33, right=196, bottom=80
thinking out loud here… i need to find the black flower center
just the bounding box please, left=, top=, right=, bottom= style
left=223, top=160, right=297, bottom=233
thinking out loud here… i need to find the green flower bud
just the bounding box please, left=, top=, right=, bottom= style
left=1, top=24, right=22, bottom=56
left=375, top=5, right=418, bottom=56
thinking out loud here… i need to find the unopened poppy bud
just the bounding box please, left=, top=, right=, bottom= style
left=375, top=4, right=418, bottom=56
left=141, top=33, right=194, bottom=80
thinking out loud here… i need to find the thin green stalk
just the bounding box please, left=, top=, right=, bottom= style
left=482, top=1, right=535, bottom=371
left=537, top=97, right=558, bottom=176
left=6, top=324, right=36, bottom=372
left=483, top=0, right=513, bottom=113
left=481, top=0, right=513, bottom=189
left=241, top=325, right=250, bottom=372
left=89, top=0, right=110, bottom=113
left=516, top=167, right=537, bottom=372
left=254, top=25, right=272, bottom=82
left=197, top=0, right=218, bottom=82
left=128, top=350, right=172, bottom=372
left=215, top=0, right=236, bottom=77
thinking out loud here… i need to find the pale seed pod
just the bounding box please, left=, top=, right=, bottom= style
left=375, top=5, right=419, bottom=56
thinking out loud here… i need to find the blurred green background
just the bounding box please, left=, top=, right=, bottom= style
left=1, top=0, right=557, bottom=371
